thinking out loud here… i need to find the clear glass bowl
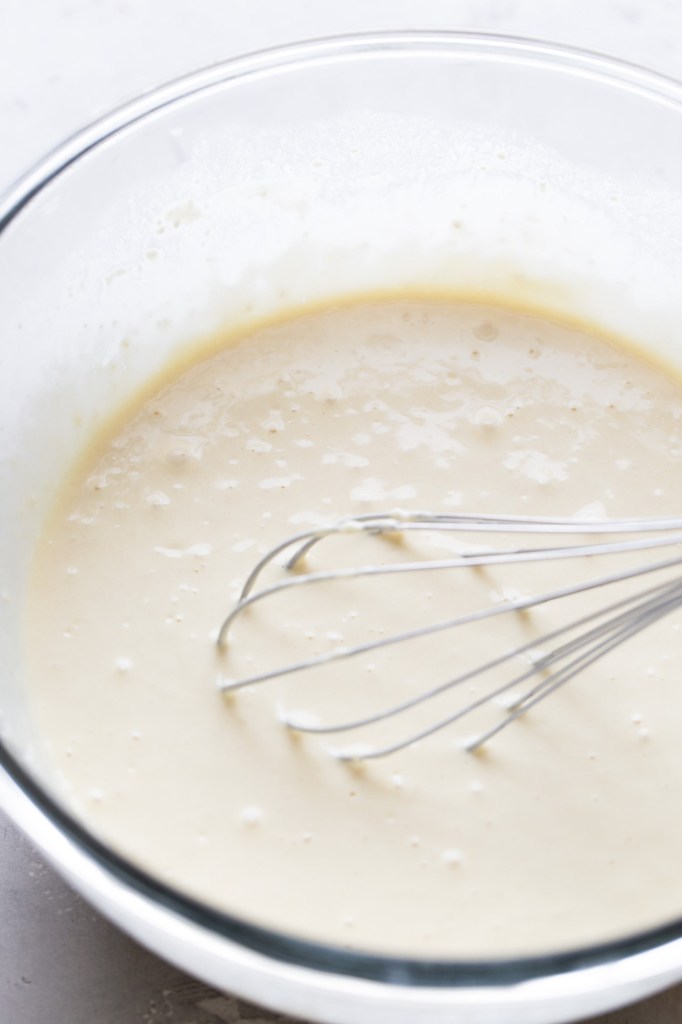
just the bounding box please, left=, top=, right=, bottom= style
left=2, top=32, right=682, bottom=1024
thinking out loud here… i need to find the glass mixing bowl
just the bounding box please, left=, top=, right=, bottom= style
left=2, top=32, right=682, bottom=1024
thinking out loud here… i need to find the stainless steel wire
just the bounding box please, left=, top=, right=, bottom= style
left=216, top=512, right=682, bottom=759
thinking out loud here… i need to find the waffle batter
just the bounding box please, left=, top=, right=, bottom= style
left=24, top=298, right=682, bottom=956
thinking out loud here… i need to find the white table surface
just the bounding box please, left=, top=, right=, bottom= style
left=2, top=2, right=682, bottom=1021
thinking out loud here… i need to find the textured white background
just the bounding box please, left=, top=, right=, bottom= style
left=2, top=2, right=682, bottom=1022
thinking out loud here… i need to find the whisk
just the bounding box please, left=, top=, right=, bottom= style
left=216, top=511, right=682, bottom=759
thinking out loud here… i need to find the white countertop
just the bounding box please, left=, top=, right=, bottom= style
left=2, top=2, right=682, bottom=1021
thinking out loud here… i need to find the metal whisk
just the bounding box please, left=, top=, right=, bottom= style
left=216, top=511, right=682, bottom=759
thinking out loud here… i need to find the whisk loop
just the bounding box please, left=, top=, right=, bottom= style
left=216, top=511, right=682, bottom=759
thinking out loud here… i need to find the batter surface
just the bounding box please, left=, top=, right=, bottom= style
left=25, top=299, right=682, bottom=956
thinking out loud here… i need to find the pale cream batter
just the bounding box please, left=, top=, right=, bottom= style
left=24, top=298, right=682, bottom=957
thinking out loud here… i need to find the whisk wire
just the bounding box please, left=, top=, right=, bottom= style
left=468, top=584, right=682, bottom=752
left=216, top=512, right=682, bottom=759
left=282, top=512, right=682, bottom=573
left=218, top=554, right=682, bottom=693
left=287, top=578, right=682, bottom=759
left=219, top=529, right=682, bottom=646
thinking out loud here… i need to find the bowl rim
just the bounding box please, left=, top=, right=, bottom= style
left=3, top=29, right=682, bottom=989
left=3, top=27, right=682, bottom=227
